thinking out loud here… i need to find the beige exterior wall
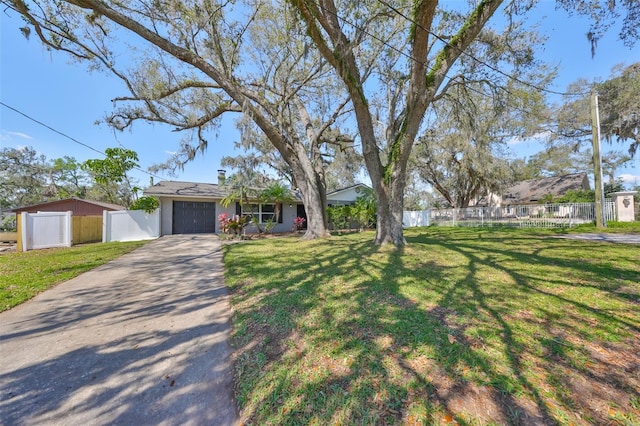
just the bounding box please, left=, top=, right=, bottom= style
left=158, top=197, right=301, bottom=235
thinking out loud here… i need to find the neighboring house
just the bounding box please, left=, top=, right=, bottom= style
left=143, top=179, right=304, bottom=235
left=500, top=173, right=590, bottom=205
left=476, top=173, right=590, bottom=207
left=327, top=183, right=371, bottom=206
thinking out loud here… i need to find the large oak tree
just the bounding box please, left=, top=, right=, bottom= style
left=6, top=0, right=637, bottom=245
left=7, top=0, right=351, bottom=239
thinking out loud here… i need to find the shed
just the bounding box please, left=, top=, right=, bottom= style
left=11, top=198, right=125, bottom=250
left=10, top=198, right=125, bottom=215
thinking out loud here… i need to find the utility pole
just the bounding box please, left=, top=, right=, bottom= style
left=591, top=89, right=606, bottom=228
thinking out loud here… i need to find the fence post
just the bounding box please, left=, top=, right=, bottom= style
left=102, top=210, right=108, bottom=243
left=21, top=212, right=28, bottom=252
left=569, top=205, right=573, bottom=227
left=155, top=208, right=161, bottom=237
left=64, top=211, right=72, bottom=247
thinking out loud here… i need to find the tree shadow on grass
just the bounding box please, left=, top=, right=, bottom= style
left=226, top=228, right=640, bottom=425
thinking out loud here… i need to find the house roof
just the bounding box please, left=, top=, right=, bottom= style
left=144, top=180, right=303, bottom=201
left=10, top=197, right=125, bottom=213
left=327, top=183, right=371, bottom=197
left=144, top=180, right=229, bottom=198
left=502, top=173, right=590, bottom=204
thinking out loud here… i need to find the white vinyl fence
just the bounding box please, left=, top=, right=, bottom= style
left=404, top=201, right=616, bottom=229
left=103, top=209, right=160, bottom=242
left=403, top=210, right=430, bottom=227
left=21, top=211, right=72, bottom=251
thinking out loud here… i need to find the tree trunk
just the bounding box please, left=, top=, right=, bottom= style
left=299, top=181, right=329, bottom=239
left=372, top=158, right=409, bottom=247
left=288, top=146, right=330, bottom=240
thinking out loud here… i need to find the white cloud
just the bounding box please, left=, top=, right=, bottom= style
left=1, top=130, right=33, bottom=142
left=164, top=150, right=177, bottom=156
left=618, top=173, right=640, bottom=184
left=7, top=131, right=33, bottom=140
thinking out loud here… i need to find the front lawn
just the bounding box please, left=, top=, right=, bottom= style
left=224, top=227, right=640, bottom=425
left=0, top=241, right=148, bottom=312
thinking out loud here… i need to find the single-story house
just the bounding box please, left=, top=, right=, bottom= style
left=144, top=178, right=305, bottom=235
left=144, top=176, right=374, bottom=236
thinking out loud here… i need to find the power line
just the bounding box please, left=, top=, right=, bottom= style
left=0, top=101, right=163, bottom=181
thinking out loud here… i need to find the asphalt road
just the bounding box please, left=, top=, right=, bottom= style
left=554, top=233, right=640, bottom=244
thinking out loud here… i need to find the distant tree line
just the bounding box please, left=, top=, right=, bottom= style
left=0, top=146, right=146, bottom=210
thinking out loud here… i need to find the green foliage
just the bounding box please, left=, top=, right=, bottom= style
left=262, top=218, right=277, bottom=234
left=327, top=205, right=351, bottom=232
left=50, top=156, right=90, bottom=198
left=1, top=215, right=17, bottom=232
left=220, top=173, right=260, bottom=209
left=554, top=63, right=640, bottom=160
left=413, top=78, right=538, bottom=207
left=81, top=147, right=140, bottom=206
left=129, top=196, right=159, bottom=213
left=327, top=189, right=377, bottom=232
left=352, top=188, right=376, bottom=230
left=260, top=182, right=294, bottom=224
left=542, top=181, right=625, bottom=204
left=0, top=146, right=49, bottom=209
left=82, top=148, right=139, bottom=185
left=554, top=189, right=595, bottom=203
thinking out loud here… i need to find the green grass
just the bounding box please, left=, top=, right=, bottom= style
left=0, top=241, right=148, bottom=311
left=224, top=227, right=640, bottom=425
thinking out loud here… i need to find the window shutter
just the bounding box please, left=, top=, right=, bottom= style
left=236, top=202, right=241, bottom=216
left=278, top=203, right=283, bottom=223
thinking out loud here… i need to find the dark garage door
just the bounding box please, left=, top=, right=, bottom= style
left=172, top=201, right=216, bottom=234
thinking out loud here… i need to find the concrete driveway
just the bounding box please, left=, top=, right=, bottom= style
left=0, top=235, right=238, bottom=425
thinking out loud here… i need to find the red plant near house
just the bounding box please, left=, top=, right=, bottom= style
left=218, top=213, right=248, bottom=237
left=218, top=213, right=230, bottom=233
left=293, top=216, right=306, bottom=231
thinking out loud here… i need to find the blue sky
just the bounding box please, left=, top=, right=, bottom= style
left=1, top=2, right=639, bottom=190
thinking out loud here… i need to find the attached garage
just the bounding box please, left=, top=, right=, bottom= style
left=172, top=201, right=216, bottom=234
left=144, top=180, right=304, bottom=236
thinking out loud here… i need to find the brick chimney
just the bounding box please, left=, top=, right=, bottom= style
left=217, top=169, right=226, bottom=185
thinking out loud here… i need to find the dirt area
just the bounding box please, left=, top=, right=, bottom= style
left=0, top=242, right=16, bottom=254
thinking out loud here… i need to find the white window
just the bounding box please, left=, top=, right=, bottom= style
left=242, top=203, right=276, bottom=223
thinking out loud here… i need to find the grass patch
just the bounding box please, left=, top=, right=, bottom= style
left=224, top=227, right=640, bottom=425
left=0, top=241, right=148, bottom=311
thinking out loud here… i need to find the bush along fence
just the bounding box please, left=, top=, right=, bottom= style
left=412, top=201, right=617, bottom=228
